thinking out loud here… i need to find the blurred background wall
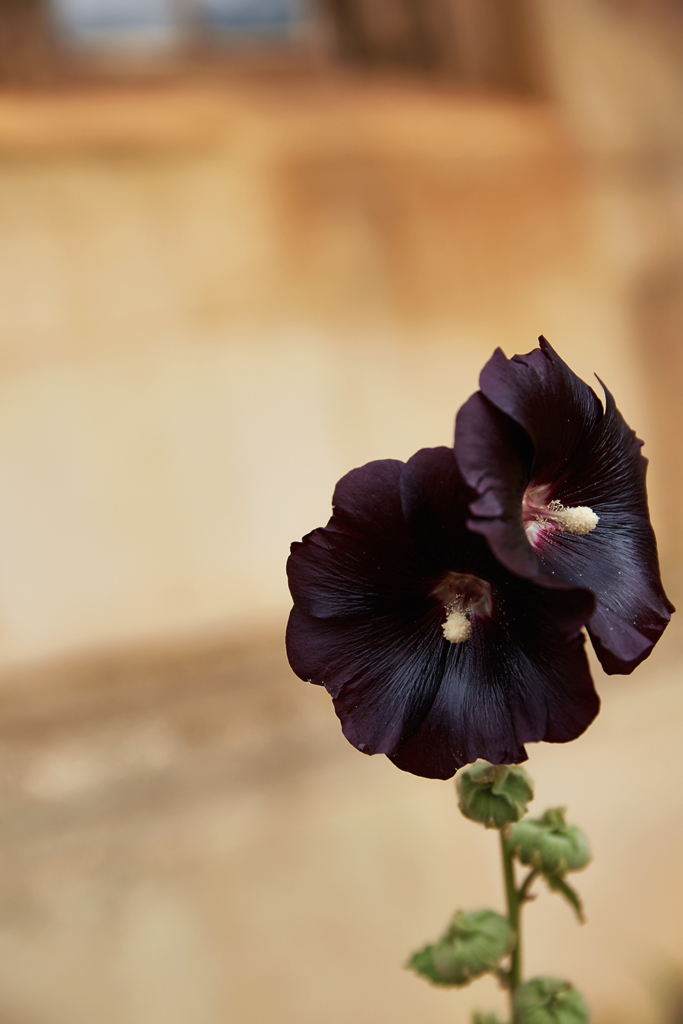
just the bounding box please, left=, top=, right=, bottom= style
left=0, top=2, right=682, bottom=1022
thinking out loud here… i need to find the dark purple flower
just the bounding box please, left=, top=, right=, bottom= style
left=286, top=447, right=599, bottom=780
left=455, top=337, right=674, bottom=675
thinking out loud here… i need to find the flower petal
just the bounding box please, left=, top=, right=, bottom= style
left=478, top=337, right=603, bottom=481
left=287, top=459, right=429, bottom=619
left=456, top=337, right=674, bottom=674
left=390, top=585, right=599, bottom=780
left=399, top=445, right=485, bottom=572
left=286, top=603, right=446, bottom=755
left=455, top=391, right=561, bottom=588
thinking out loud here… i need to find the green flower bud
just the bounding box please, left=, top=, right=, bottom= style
left=472, top=1014, right=508, bottom=1024
left=409, top=909, right=514, bottom=987
left=457, top=761, right=534, bottom=829
left=513, top=977, right=590, bottom=1024
left=508, top=808, right=590, bottom=875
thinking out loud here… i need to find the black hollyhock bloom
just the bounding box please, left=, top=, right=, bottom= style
left=286, top=447, right=598, bottom=780
left=455, top=337, right=674, bottom=675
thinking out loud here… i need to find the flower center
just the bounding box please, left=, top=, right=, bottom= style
left=432, top=572, right=492, bottom=645
left=522, top=486, right=599, bottom=547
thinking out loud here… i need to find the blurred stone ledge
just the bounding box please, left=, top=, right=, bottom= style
left=0, top=626, right=338, bottom=864
left=0, top=86, right=235, bottom=157
left=0, top=77, right=572, bottom=161
left=0, top=606, right=680, bottom=868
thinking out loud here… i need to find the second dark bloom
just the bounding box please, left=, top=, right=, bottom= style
left=455, top=337, right=673, bottom=673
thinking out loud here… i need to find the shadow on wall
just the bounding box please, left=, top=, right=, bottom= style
left=319, top=0, right=545, bottom=93
left=0, top=0, right=55, bottom=85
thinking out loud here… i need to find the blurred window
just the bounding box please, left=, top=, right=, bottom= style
left=203, top=0, right=303, bottom=33
left=51, top=0, right=176, bottom=43
left=50, top=0, right=304, bottom=41
left=46, top=0, right=543, bottom=93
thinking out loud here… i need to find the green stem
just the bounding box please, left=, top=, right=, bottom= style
left=500, top=830, right=521, bottom=1023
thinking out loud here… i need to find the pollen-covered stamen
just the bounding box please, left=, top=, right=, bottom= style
left=551, top=503, right=600, bottom=536
left=442, top=608, right=471, bottom=643
left=522, top=487, right=599, bottom=544
left=432, top=571, right=492, bottom=644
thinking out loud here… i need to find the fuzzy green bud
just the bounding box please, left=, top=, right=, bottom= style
left=409, top=909, right=514, bottom=987
left=513, top=977, right=590, bottom=1024
left=508, top=808, right=590, bottom=876
left=472, top=1014, right=508, bottom=1024
left=457, top=761, right=534, bottom=829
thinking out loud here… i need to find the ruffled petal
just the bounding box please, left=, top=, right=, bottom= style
left=478, top=337, right=603, bottom=482
left=286, top=603, right=446, bottom=755
left=390, top=584, right=598, bottom=780
left=456, top=338, right=674, bottom=674
left=545, top=383, right=674, bottom=671
left=287, top=460, right=430, bottom=619
left=399, top=445, right=482, bottom=572
left=455, top=392, right=558, bottom=588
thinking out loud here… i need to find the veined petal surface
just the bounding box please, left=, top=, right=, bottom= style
left=287, top=446, right=598, bottom=779
left=456, top=337, right=673, bottom=674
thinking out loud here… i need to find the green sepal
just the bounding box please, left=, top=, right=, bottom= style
left=508, top=808, right=590, bottom=875
left=457, top=761, right=534, bottom=829
left=472, top=1013, right=509, bottom=1024
left=409, top=944, right=454, bottom=987
left=513, top=976, right=590, bottom=1023
left=407, top=909, right=514, bottom=988
left=544, top=874, right=586, bottom=924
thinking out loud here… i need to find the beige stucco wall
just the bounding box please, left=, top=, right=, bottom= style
left=0, top=4, right=681, bottom=1023
left=0, top=71, right=668, bottom=670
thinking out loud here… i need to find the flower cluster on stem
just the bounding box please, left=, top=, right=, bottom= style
left=286, top=337, right=675, bottom=1022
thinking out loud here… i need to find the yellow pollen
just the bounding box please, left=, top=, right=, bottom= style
left=442, top=608, right=471, bottom=644
left=554, top=504, right=599, bottom=536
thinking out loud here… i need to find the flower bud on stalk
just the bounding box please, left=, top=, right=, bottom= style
left=508, top=809, right=590, bottom=875
left=513, top=977, right=590, bottom=1024
left=457, top=761, right=534, bottom=829
left=409, top=909, right=514, bottom=987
